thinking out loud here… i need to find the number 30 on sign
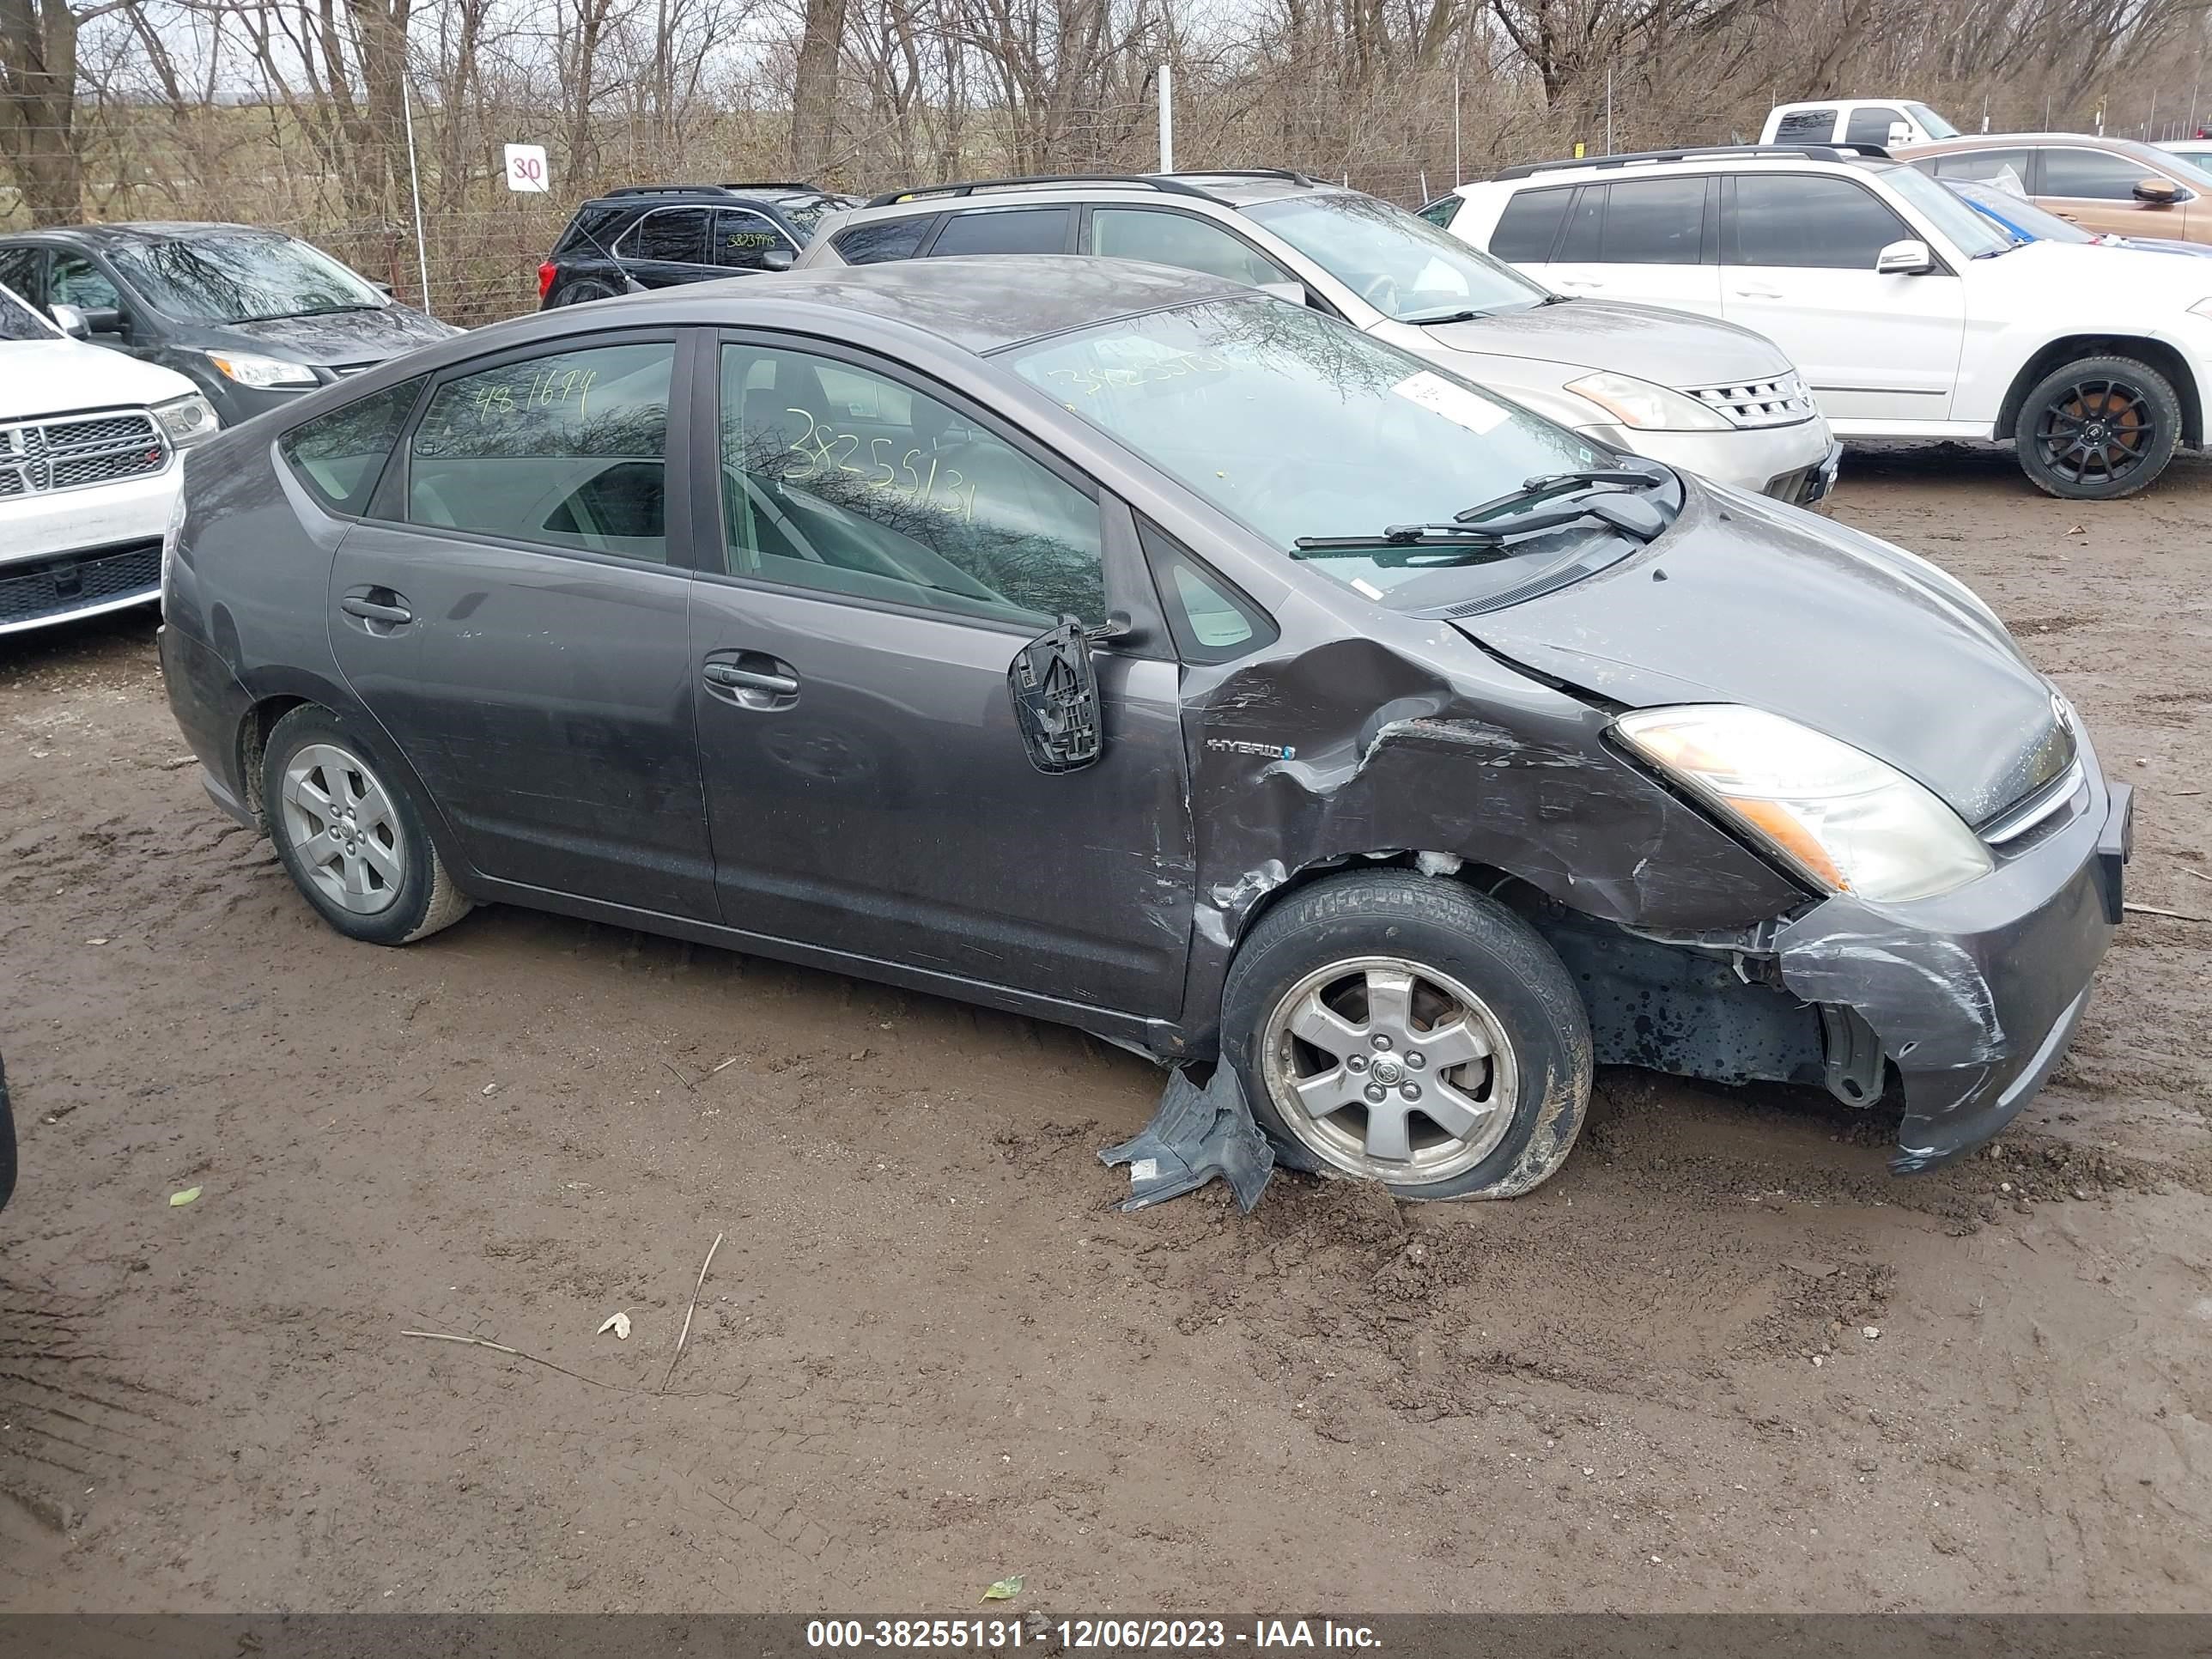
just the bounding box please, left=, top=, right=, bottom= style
left=504, top=144, right=550, bottom=193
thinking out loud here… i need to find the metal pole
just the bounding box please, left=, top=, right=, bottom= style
left=1605, top=65, right=1613, bottom=155
left=1453, top=70, right=1462, bottom=185
left=1158, top=62, right=1173, bottom=173
left=401, top=73, right=434, bottom=319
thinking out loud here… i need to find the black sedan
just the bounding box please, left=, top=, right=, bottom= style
left=156, top=258, right=2130, bottom=1199
left=0, top=223, right=457, bottom=424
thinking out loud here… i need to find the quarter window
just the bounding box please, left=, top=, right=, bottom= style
left=927, top=208, right=1072, bottom=256
left=834, top=216, right=933, bottom=265
left=2042, top=148, right=2172, bottom=200
left=1416, top=198, right=1458, bottom=228
left=717, top=343, right=1104, bottom=627
left=1489, top=189, right=1572, bottom=262
left=711, top=208, right=793, bottom=270
left=0, top=246, right=39, bottom=303
left=627, top=208, right=709, bottom=264
left=407, top=340, right=675, bottom=562
left=1597, top=178, right=1705, bottom=264
left=1091, top=210, right=1289, bottom=287
left=1728, top=176, right=1909, bottom=269
left=282, top=375, right=425, bottom=514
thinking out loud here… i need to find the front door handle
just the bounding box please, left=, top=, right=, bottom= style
left=1555, top=277, right=1604, bottom=289
left=704, top=662, right=799, bottom=696
left=1730, top=285, right=1783, bottom=299
left=340, top=588, right=413, bottom=627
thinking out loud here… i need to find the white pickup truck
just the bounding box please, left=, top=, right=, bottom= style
left=1761, top=100, right=1960, bottom=151
left=2, top=280, right=218, bottom=635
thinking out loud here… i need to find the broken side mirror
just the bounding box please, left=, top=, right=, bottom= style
left=1007, top=617, right=1103, bottom=775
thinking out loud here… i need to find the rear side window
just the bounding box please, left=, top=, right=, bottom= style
left=1773, top=108, right=1835, bottom=143
left=1598, top=178, right=1704, bottom=264
left=1844, top=106, right=1905, bottom=148
left=407, top=341, right=675, bottom=562
left=928, top=208, right=1071, bottom=256
left=834, top=216, right=933, bottom=265
left=626, top=208, right=708, bottom=264
left=1728, top=175, right=1908, bottom=268
left=1930, top=149, right=2033, bottom=192
left=280, top=376, right=425, bottom=514
left=1489, top=189, right=1572, bottom=262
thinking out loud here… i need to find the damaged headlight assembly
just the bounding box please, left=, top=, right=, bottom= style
left=1614, top=705, right=1993, bottom=902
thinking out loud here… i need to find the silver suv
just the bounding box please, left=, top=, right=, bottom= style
left=799, top=170, right=1840, bottom=504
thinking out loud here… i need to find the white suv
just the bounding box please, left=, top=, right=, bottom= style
left=2, top=281, right=217, bottom=632
left=1437, top=145, right=2212, bottom=498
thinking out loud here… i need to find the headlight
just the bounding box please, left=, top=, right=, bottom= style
left=204, top=350, right=318, bottom=388
left=1614, top=704, right=1993, bottom=902
left=1565, top=371, right=1732, bottom=432
left=153, top=392, right=219, bottom=447
left=161, top=483, right=187, bottom=617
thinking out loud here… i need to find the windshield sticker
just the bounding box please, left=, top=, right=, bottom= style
left=1350, top=577, right=1386, bottom=601
left=1392, top=371, right=1506, bottom=434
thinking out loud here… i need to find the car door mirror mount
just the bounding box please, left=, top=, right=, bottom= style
left=1875, top=239, right=1935, bottom=276
left=1008, top=616, right=1103, bottom=775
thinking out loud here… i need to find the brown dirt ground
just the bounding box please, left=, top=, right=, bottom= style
left=2, top=444, right=2209, bottom=1615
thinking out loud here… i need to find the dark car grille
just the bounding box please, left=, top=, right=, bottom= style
left=0, top=541, right=162, bottom=629
left=0, top=410, right=168, bottom=499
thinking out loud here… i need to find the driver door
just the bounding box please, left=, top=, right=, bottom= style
left=686, top=335, right=1195, bottom=1017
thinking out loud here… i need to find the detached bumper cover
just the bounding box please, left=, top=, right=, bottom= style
left=1773, top=754, right=2132, bottom=1173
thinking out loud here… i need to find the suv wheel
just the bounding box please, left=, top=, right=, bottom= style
left=1221, top=870, right=1592, bottom=1200
left=2014, top=355, right=2181, bottom=501
left=261, top=706, right=472, bottom=945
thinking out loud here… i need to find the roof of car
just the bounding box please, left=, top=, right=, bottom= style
left=855, top=170, right=1349, bottom=214
left=1476, top=145, right=1897, bottom=186
left=0, top=221, right=275, bottom=245
left=1897, top=133, right=2177, bottom=156
left=549, top=255, right=1255, bottom=356
left=581, top=183, right=842, bottom=209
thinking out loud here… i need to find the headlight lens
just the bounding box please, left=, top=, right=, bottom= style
left=1614, top=704, right=1993, bottom=902
left=1565, top=371, right=1732, bottom=432
left=153, top=392, right=220, bottom=447
left=161, top=483, right=188, bottom=617
left=204, top=350, right=318, bottom=388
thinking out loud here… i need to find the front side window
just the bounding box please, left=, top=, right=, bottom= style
left=718, top=343, right=1104, bottom=627
left=1241, top=192, right=1551, bottom=321
left=1844, top=106, right=1905, bottom=148
left=1489, top=189, right=1572, bottom=262
left=1005, top=297, right=1601, bottom=611
left=712, top=208, right=793, bottom=270
left=1091, top=210, right=1289, bottom=287
left=407, top=341, right=673, bottom=562
left=1728, top=175, right=1908, bottom=268
left=928, top=208, right=1072, bottom=256
left=2041, top=148, right=2172, bottom=200
left=627, top=209, right=709, bottom=264
left=1905, top=102, right=1960, bottom=139
left=108, top=234, right=382, bottom=323
left=1875, top=162, right=2015, bottom=257
left=1598, top=178, right=1705, bottom=264
left=283, top=375, right=425, bottom=513
left=51, top=252, right=121, bottom=311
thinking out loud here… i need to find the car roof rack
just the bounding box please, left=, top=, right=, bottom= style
left=1159, top=167, right=1321, bottom=187
left=865, top=173, right=1217, bottom=208
left=599, top=182, right=828, bottom=200
left=723, top=180, right=830, bottom=194
left=1494, top=143, right=1890, bottom=179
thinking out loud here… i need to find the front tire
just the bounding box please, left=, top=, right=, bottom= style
left=1221, top=871, right=1591, bottom=1200
left=261, top=705, right=471, bottom=945
left=2014, top=355, right=2181, bottom=501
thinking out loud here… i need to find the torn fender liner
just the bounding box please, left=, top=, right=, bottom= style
left=1101, top=1065, right=1274, bottom=1212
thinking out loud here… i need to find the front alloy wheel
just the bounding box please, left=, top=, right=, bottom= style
left=2015, top=355, right=2180, bottom=501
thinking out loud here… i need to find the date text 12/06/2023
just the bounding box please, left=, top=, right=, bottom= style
left=805, top=1618, right=1385, bottom=1650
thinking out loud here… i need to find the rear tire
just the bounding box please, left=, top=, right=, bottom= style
left=1221, top=871, right=1591, bottom=1200
left=261, top=705, right=471, bottom=946
left=2014, top=355, right=2181, bottom=501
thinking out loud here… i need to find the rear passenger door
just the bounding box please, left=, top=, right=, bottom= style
left=617, top=207, right=719, bottom=289
left=1512, top=178, right=1720, bottom=315
left=1719, top=173, right=1963, bottom=424
left=921, top=206, right=1077, bottom=257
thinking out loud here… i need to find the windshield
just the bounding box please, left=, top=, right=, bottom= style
left=1006, top=297, right=1626, bottom=610
left=1905, top=103, right=1960, bottom=139
left=110, top=234, right=386, bottom=324
left=1876, top=164, right=2014, bottom=258
left=0, top=282, right=57, bottom=341
left=2160, top=149, right=2212, bottom=191
left=778, top=195, right=841, bottom=240
left=1240, top=192, right=1551, bottom=322
left=1947, top=180, right=2095, bottom=244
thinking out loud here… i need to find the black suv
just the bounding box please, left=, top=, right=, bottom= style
left=537, top=183, right=859, bottom=307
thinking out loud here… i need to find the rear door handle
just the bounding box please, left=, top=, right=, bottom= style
left=340, top=588, right=413, bottom=627
left=704, top=662, right=799, bottom=696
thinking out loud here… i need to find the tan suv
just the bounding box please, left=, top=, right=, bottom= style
left=1899, top=134, right=2212, bottom=244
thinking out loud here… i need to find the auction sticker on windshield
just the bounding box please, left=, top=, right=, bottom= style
left=1392, top=370, right=1506, bottom=434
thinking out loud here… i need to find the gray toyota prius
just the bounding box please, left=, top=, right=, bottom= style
left=159, top=258, right=2131, bottom=1200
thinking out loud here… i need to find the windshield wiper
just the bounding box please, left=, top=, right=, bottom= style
left=1401, top=306, right=1491, bottom=325
left=1295, top=490, right=1671, bottom=561
left=1455, top=463, right=1669, bottom=524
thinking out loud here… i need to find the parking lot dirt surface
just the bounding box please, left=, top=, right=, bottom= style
left=3, top=446, right=2210, bottom=1616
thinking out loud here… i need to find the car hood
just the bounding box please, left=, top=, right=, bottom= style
left=1974, top=237, right=2212, bottom=299
left=202, top=305, right=456, bottom=367
left=0, top=337, right=199, bottom=420
left=1418, top=299, right=1793, bottom=389
left=1455, top=482, right=2072, bottom=824
left=2114, top=235, right=2212, bottom=258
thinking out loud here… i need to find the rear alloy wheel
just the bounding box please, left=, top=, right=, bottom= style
left=1222, top=870, right=1592, bottom=1200
left=2014, top=355, right=2180, bottom=501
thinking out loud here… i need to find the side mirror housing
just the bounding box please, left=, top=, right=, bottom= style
left=2133, top=177, right=2182, bottom=205
left=1256, top=278, right=1310, bottom=307
left=1875, top=239, right=1935, bottom=276
left=49, top=301, right=89, bottom=338
left=1886, top=120, right=1912, bottom=149
left=1007, top=617, right=1102, bottom=775
left=760, top=246, right=796, bottom=272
